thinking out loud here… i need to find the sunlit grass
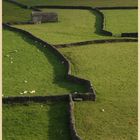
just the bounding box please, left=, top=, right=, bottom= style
left=60, top=42, right=137, bottom=139
left=3, top=29, right=86, bottom=96
left=102, top=9, right=138, bottom=35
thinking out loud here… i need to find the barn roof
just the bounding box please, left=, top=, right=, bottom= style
left=31, top=11, right=57, bottom=16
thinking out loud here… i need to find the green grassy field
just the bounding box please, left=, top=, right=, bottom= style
left=102, top=9, right=138, bottom=35
left=3, top=102, right=71, bottom=140
left=16, top=0, right=138, bottom=7
left=60, top=42, right=138, bottom=140
left=3, top=0, right=32, bottom=22
left=3, top=29, right=86, bottom=96
left=15, top=8, right=124, bottom=45
left=3, top=0, right=138, bottom=139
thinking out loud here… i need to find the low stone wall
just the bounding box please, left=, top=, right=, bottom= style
left=67, top=75, right=94, bottom=93
left=54, top=38, right=138, bottom=48
left=32, top=5, right=92, bottom=10
left=72, top=93, right=95, bottom=101
left=121, top=33, right=138, bottom=38
left=93, top=8, right=113, bottom=36
left=6, top=21, right=34, bottom=25
left=96, top=6, right=138, bottom=10
left=3, top=93, right=96, bottom=104
left=32, top=5, right=138, bottom=10
left=7, top=0, right=28, bottom=8
left=68, top=94, right=82, bottom=140
left=3, top=95, right=69, bottom=104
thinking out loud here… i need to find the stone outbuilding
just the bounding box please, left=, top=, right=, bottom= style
left=31, top=11, right=58, bottom=24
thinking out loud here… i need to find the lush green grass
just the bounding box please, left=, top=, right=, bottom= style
left=102, top=9, right=138, bottom=35
left=3, top=29, right=86, bottom=96
left=3, top=102, right=71, bottom=140
left=60, top=42, right=138, bottom=140
left=15, top=8, right=122, bottom=45
left=3, top=0, right=32, bottom=22
left=16, top=0, right=138, bottom=7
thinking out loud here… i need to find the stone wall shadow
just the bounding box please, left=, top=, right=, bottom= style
left=4, top=28, right=87, bottom=94
left=47, top=101, right=71, bottom=140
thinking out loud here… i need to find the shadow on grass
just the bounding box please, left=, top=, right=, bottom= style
left=4, top=28, right=87, bottom=94
left=3, top=102, right=71, bottom=140
left=47, top=102, right=71, bottom=140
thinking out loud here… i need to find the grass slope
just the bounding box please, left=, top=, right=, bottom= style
left=3, top=0, right=32, bottom=22
left=60, top=42, right=138, bottom=140
left=102, top=9, right=138, bottom=35
left=3, top=102, right=71, bottom=140
left=3, top=29, right=86, bottom=96
left=16, top=0, right=138, bottom=7
left=15, top=8, right=121, bottom=45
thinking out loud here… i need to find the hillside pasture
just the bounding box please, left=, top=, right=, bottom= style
left=60, top=42, right=138, bottom=140
left=3, top=29, right=86, bottom=96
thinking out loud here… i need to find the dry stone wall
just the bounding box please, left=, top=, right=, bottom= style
left=54, top=38, right=138, bottom=48
left=121, top=33, right=138, bottom=38
left=68, top=94, right=82, bottom=140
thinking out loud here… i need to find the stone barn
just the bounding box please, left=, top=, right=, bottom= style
left=31, top=11, right=58, bottom=24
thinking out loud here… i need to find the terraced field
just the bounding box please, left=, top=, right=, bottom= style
left=3, top=0, right=32, bottom=22
left=3, top=102, right=71, bottom=140
left=60, top=42, right=138, bottom=140
left=102, top=9, right=138, bottom=36
left=16, top=0, right=138, bottom=7
left=3, top=29, right=85, bottom=96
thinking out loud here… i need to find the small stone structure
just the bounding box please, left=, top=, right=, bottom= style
left=31, top=11, right=58, bottom=24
